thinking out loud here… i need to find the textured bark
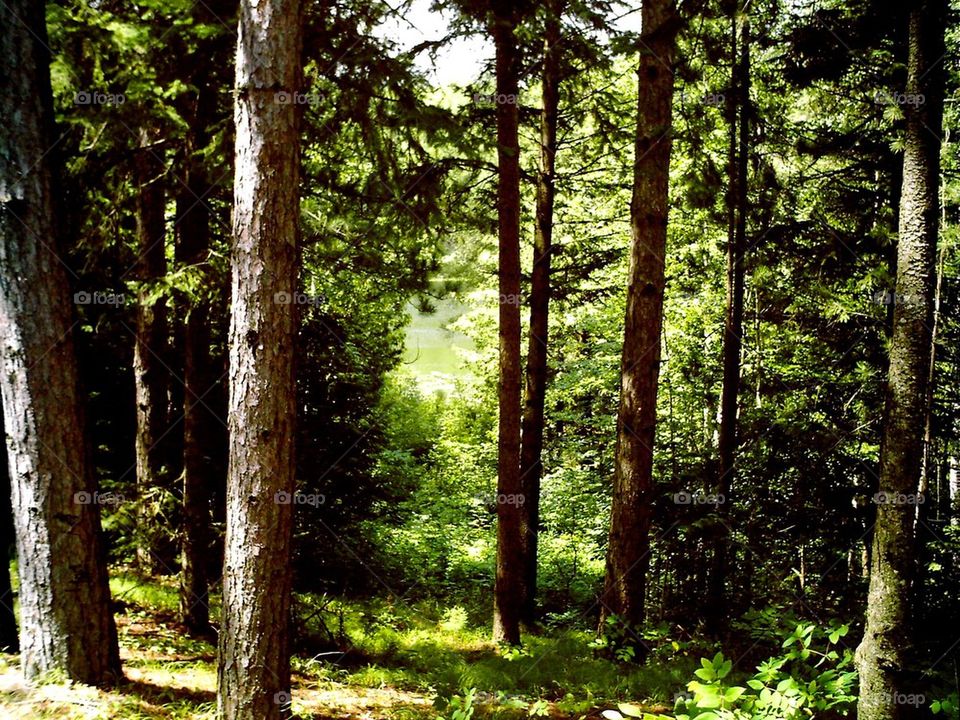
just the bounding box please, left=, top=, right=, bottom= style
left=177, top=133, right=217, bottom=638
left=708, top=7, right=749, bottom=633
left=177, top=20, right=226, bottom=635
left=0, top=0, right=120, bottom=684
left=491, top=0, right=524, bottom=647
left=216, top=0, right=302, bottom=716
left=600, top=0, right=678, bottom=645
left=0, top=399, right=18, bottom=652
left=518, top=0, right=563, bottom=629
left=133, top=129, right=174, bottom=575
left=855, top=1, right=945, bottom=717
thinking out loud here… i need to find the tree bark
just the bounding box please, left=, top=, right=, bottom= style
left=0, top=394, right=18, bottom=652
left=176, top=9, right=229, bottom=634
left=708, top=5, right=749, bottom=634
left=491, top=0, right=524, bottom=647
left=177, top=119, right=218, bottom=638
left=133, top=128, right=174, bottom=575
left=600, top=0, right=679, bottom=650
left=217, top=0, right=302, bottom=716
left=518, top=0, right=563, bottom=630
left=855, top=0, right=945, bottom=717
left=0, top=0, right=120, bottom=684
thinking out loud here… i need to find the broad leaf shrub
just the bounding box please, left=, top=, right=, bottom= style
left=604, top=622, right=857, bottom=720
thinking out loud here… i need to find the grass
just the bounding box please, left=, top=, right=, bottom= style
left=0, top=573, right=694, bottom=719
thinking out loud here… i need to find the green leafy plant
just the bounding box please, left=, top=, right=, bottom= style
left=437, top=688, right=477, bottom=720
left=671, top=622, right=857, bottom=719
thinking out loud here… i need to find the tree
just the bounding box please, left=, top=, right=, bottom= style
left=600, top=0, right=679, bottom=648
left=133, top=127, right=174, bottom=574
left=216, top=0, right=302, bottom=716
left=855, top=0, right=946, bottom=716
left=707, top=2, right=750, bottom=634
left=0, top=396, right=18, bottom=652
left=0, top=0, right=120, bottom=684
left=176, top=0, right=235, bottom=639
left=518, top=0, right=564, bottom=629
left=491, top=0, right=524, bottom=647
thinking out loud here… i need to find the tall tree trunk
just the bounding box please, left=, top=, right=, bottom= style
left=855, top=0, right=945, bottom=717
left=518, top=0, right=563, bottom=629
left=0, top=0, right=120, bottom=684
left=708, top=5, right=749, bottom=634
left=176, top=4, right=231, bottom=633
left=217, top=0, right=301, bottom=716
left=177, top=118, right=218, bottom=638
left=600, top=0, right=679, bottom=650
left=133, top=129, right=173, bottom=575
left=491, top=0, right=524, bottom=647
left=0, top=394, right=18, bottom=652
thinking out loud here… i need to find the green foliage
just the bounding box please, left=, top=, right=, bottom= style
left=672, top=623, right=857, bottom=720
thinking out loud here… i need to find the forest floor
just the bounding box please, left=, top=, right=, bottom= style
left=0, top=573, right=690, bottom=719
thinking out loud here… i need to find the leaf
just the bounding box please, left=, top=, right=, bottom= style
left=724, top=687, right=746, bottom=703
left=618, top=703, right=644, bottom=718
left=747, top=679, right=765, bottom=690
left=602, top=712, right=624, bottom=720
